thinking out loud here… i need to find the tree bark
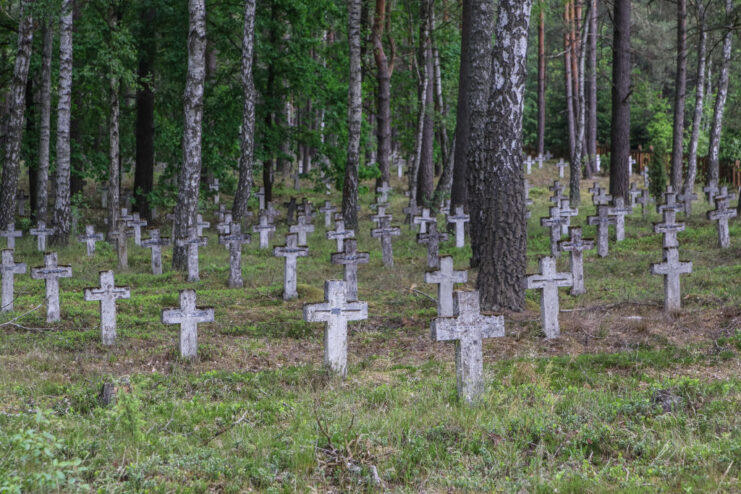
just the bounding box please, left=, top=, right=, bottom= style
left=468, top=0, right=532, bottom=311
left=432, top=30, right=449, bottom=179
left=342, top=0, right=363, bottom=230
left=232, top=0, right=257, bottom=221
left=0, top=1, right=34, bottom=230
left=670, top=0, right=687, bottom=188
left=609, top=0, right=630, bottom=201
left=36, top=21, right=52, bottom=223
left=417, top=0, right=435, bottom=206
left=27, top=78, right=37, bottom=221
left=585, top=0, right=597, bottom=178
left=108, top=76, right=121, bottom=231
left=685, top=3, right=706, bottom=192
left=134, top=5, right=156, bottom=221
left=69, top=0, right=83, bottom=199
left=571, top=10, right=587, bottom=205
left=372, top=0, right=392, bottom=186
left=707, top=0, right=733, bottom=184
left=564, top=2, right=576, bottom=161
left=172, top=0, right=206, bottom=270
left=537, top=7, right=546, bottom=157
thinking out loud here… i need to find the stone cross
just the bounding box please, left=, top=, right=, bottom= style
left=650, top=247, right=692, bottom=312
left=526, top=256, right=573, bottom=339
left=397, top=159, right=404, bottom=178
left=371, top=217, right=401, bottom=267
left=558, top=227, right=594, bottom=295
left=283, top=197, right=298, bottom=224
left=0, top=223, right=22, bottom=250
left=653, top=209, right=686, bottom=248
left=16, top=191, right=28, bottom=216
left=141, top=229, right=170, bottom=275
left=216, top=213, right=233, bottom=236
left=330, top=239, right=369, bottom=301
left=413, top=208, right=436, bottom=234
left=587, top=205, right=616, bottom=257
left=424, top=255, right=468, bottom=317
left=77, top=225, right=104, bottom=257
left=537, top=153, right=545, bottom=168
left=30, top=221, right=54, bottom=252
left=30, top=252, right=72, bottom=322
left=371, top=205, right=391, bottom=227
left=417, top=223, right=448, bottom=268
left=274, top=233, right=309, bottom=300
left=641, top=167, right=649, bottom=188
left=289, top=214, right=315, bottom=246
left=703, top=180, right=719, bottom=208
left=1, top=249, right=26, bottom=312
left=403, top=201, right=421, bottom=227
left=657, top=186, right=683, bottom=214
left=161, top=289, right=214, bottom=358
left=558, top=199, right=579, bottom=236
left=327, top=219, right=355, bottom=252
left=176, top=229, right=208, bottom=282
left=298, top=198, right=315, bottom=220
left=119, top=208, right=133, bottom=224
left=589, top=183, right=612, bottom=206
left=376, top=181, right=392, bottom=202
left=195, top=214, right=210, bottom=237
left=430, top=290, right=504, bottom=404
left=218, top=222, right=251, bottom=288
left=524, top=155, right=534, bottom=175
left=607, top=197, right=632, bottom=242
left=209, top=178, right=220, bottom=204
left=678, top=185, right=698, bottom=216
left=540, top=206, right=567, bottom=257
left=636, top=187, right=652, bottom=217
left=556, top=159, right=567, bottom=178
left=256, top=187, right=266, bottom=210
left=441, top=199, right=452, bottom=216
left=165, top=212, right=177, bottom=235
left=127, top=213, right=148, bottom=246
left=319, top=201, right=337, bottom=228
left=265, top=202, right=281, bottom=223
left=707, top=187, right=738, bottom=248
left=215, top=204, right=226, bottom=224
left=303, top=279, right=368, bottom=377
left=447, top=206, right=470, bottom=248
left=595, top=153, right=601, bottom=172
left=84, top=270, right=130, bottom=345
left=101, top=186, right=108, bottom=209
left=628, top=183, right=641, bottom=208
left=252, top=213, right=276, bottom=249
left=108, top=219, right=134, bottom=269
left=549, top=180, right=566, bottom=206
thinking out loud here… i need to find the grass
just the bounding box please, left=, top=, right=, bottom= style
left=0, top=165, right=740, bottom=492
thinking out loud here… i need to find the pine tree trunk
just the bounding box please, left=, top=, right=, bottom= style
left=417, top=0, right=435, bottom=206
left=707, top=0, right=732, bottom=184
left=172, top=0, right=206, bottom=270
left=232, top=0, right=257, bottom=221
left=0, top=1, right=34, bottom=230
left=26, top=79, right=37, bottom=220
left=563, top=2, right=576, bottom=160
left=537, top=7, right=546, bottom=157
left=609, top=0, right=630, bottom=201
left=432, top=34, right=449, bottom=179
left=108, top=77, right=120, bottom=231
left=685, top=4, right=706, bottom=192
left=372, top=0, right=391, bottom=187
left=585, top=0, right=597, bottom=178
left=134, top=5, right=156, bottom=221
left=670, top=0, right=687, bottom=188
left=342, top=0, right=363, bottom=230
left=69, top=0, right=83, bottom=199
left=36, top=21, right=52, bottom=223
left=468, top=0, right=532, bottom=312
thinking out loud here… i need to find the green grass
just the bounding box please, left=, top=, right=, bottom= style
left=1, top=168, right=740, bottom=492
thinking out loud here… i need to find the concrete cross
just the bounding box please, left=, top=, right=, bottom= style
left=636, top=187, right=652, bottom=218
left=141, top=229, right=170, bottom=275
left=101, top=186, right=108, bottom=209
left=77, top=225, right=104, bottom=257
left=628, top=183, right=641, bottom=208
left=119, top=208, right=133, bottom=224
left=587, top=205, right=616, bottom=257
left=371, top=217, right=401, bottom=267
left=653, top=209, right=686, bottom=248
left=447, top=206, right=470, bottom=248
left=397, top=159, right=404, bottom=178
left=30, top=221, right=54, bottom=252
left=537, top=153, right=545, bottom=169
left=218, top=222, right=251, bottom=288
left=216, top=213, right=233, bottom=236
left=413, top=208, right=436, bottom=234
left=1, top=249, right=26, bottom=312
left=289, top=214, right=315, bottom=246
left=650, top=247, right=692, bottom=312
left=589, top=183, right=612, bottom=206
left=0, top=223, right=22, bottom=250
left=556, top=159, right=568, bottom=178
left=265, top=202, right=281, bottom=223
left=215, top=204, right=226, bottom=224
left=707, top=186, right=738, bottom=248
left=15, top=191, right=28, bottom=216
left=703, top=180, right=719, bottom=208
left=376, top=181, right=392, bottom=203
left=371, top=205, right=392, bottom=228
left=209, top=178, right=220, bottom=204
left=641, top=167, right=649, bottom=188
left=430, top=290, right=504, bottom=404
left=283, top=197, right=298, bottom=224
left=558, top=227, right=594, bottom=296
left=441, top=199, right=452, bottom=217
left=525, top=180, right=533, bottom=207
left=327, top=219, right=355, bottom=252
left=403, top=201, right=421, bottom=227
left=319, top=200, right=337, bottom=228
left=330, top=239, right=369, bottom=301
left=549, top=180, right=566, bottom=206
left=424, top=255, right=467, bottom=317
left=558, top=199, right=579, bottom=236
left=108, top=219, right=134, bottom=269
left=595, top=153, right=601, bottom=172
left=274, top=233, right=309, bottom=300
left=252, top=213, right=276, bottom=249
left=303, top=279, right=368, bottom=377
left=524, top=155, right=534, bottom=175
left=657, top=186, right=683, bottom=214
left=176, top=229, right=208, bottom=282
left=526, top=256, right=573, bottom=339
left=161, top=289, right=214, bottom=358
left=127, top=213, right=148, bottom=246
left=545, top=150, right=553, bottom=160
left=30, top=252, right=72, bottom=322
left=607, top=197, right=632, bottom=242
left=677, top=185, right=698, bottom=216
left=256, top=187, right=266, bottom=210
left=195, top=214, right=210, bottom=237
left=540, top=205, right=567, bottom=257
left=417, top=223, right=448, bottom=268
left=84, top=270, right=130, bottom=345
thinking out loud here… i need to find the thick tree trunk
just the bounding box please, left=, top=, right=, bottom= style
left=416, top=0, right=435, bottom=206
left=571, top=14, right=587, bottom=205
left=564, top=2, right=576, bottom=160
left=134, top=5, right=156, bottom=221
left=342, top=0, right=363, bottom=230
left=585, top=0, right=597, bottom=178
left=232, top=0, right=257, bottom=221
left=537, top=8, right=546, bottom=157
left=372, top=0, right=392, bottom=186
left=468, top=0, right=532, bottom=312
left=432, top=34, right=449, bottom=178
left=609, top=0, right=630, bottom=201
left=670, top=0, right=687, bottom=188
left=172, top=0, right=206, bottom=270
left=0, top=1, right=34, bottom=230
left=108, top=77, right=120, bottom=231
left=36, top=21, right=52, bottom=223
left=707, top=0, right=733, bottom=184
left=51, top=0, right=74, bottom=245
left=685, top=4, right=706, bottom=192
left=69, top=0, right=83, bottom=199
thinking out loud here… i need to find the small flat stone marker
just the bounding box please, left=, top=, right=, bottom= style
left=141, top=229, right=170, bottom=275
left=252, top=213, right=276, bottom=249
left=108, top=220, right=134, bottom=269
left=650, top=247, right=692, bottom=312
left=218, top=222, right=251, bottom=288
left=1, top=249, right=26, bottom=312
left=424, top=255, right=467, bottom=317
left=707, top=186, right=737, bottom=248
left=413, top=208, right=435, bottom=234
left=319, top=201, right=337, bottom=228
left=417, top=223, right=448, bottom=268
left=541, top=206, right=567, bottom=257
left=84, top=270, right=130, bottom=345
left=127, top=213, right=148, bottom=246
left=289, top=214, right=315, bottom=246
left=161, top=289, right=214, bottom=358
left=327, top=219, right=355, bottom=252
left=526, top=256, right=573, bottom=339
left=447, top=206, right=470, bottom=248
left=330, top=239, right=369, bottom=301
left=30, top=252, right=72, bottom=322
left=77, top=225, right=104, bottom=257
left=371, top=217, right=401, bottom=267
left=587, top=205, right=616, bottom=257
left=607, top=197, right=632, bottom=242
left=274, top=233, right=309, bottom=300
left=0, top=223, right=22, bottom=250
left=376, top=181, right=392, bottom=202
left=176, top=229, right=208, bottom=282
left=653, top=209, right=686, bottom=248
left=30, top=221, right=54, bottom=252
left=558, top=227, right=594, bottom=296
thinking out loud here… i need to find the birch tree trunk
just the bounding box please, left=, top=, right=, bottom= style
left=173, top=0, right=206, bottom=270
left=342, top=0, right=363, bottom=230
left=609, top=0, right=630, bottom=201
left=537, top=7, right=546, bottom=158
left=585, top=0, right=597, bottom=178
left=37, top=20, right=52, bottom=223
left=571, top=15, right=587, bottom=206
left=232, top=0, right=257, bottom=221
left=670, top=0, right=687, bottom=188
left=707, top=0, right=733, bottom=184
left=0, top=1, right=34, bottom=230
left=468, top=0, right=532, bottom=311
left=108, top=76, right=120, bottom=232
left=685, top=3, right=707, bottom=192
left=416, top=0, right=435, bottom=206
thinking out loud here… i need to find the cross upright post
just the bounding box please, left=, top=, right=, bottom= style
left=218, top=222, right=251, bottom=288
left=176, top=229, right=208, bottom=282
left=29, top=221, right=55, bottom=252
left=84, top=270, right=131, bottom=345
left=447, top=206, right=470, bottom=248
left=424, top=256, right=467, bottom=317
left=371, top=217, right=401, bottom=267
left=141, top=229, right=171, bottom=275
left=161, top=289, right=214, bottom=358
left=526, top=257, right=573, bottom=339
left=77, top=225, right=104, bottom=257
left=587, top=205, right=616, bottom=257
left=1, top=249, right=26, bottom=312
left=327, top=219, right=355, bottom=252
left=330, top=239, right=369, bottom=301
left=273, top=233, right=309, bottom=300
left=289, top=214, right=315, bottom=246
left=30, top=252, right=72, bottom=322
left=558, top=227, right=595, bottom=295
left=417, top=223, right=448, bottom=268
left=650, top=247, right=692, bottom=312
left=0, top=223, right=22, bottom=250
left=252, top=213, right=276, bottom=249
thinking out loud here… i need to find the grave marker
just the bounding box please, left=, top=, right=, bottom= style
left=678, top=186, right=698, bottom=216
left=141, top=229, right=170, bottom=275
left=176, top=230, right=208, bottom=282
left=628, top=183, right=641, bottom=208
left=326, top=219, right=355, bottom=252
left=587, top=205, right=616, bottom=257
left=558, top=227, right=594, bottom=295
left=283, top=197, right=298, bottom=224
left=208, top=178, right=220, bottom=204
left=84, top=270, right=130, bottom=345
left=127, top=213, right=148, bottom=246
left=252, top=213, right=276, bottom=249
left=417, top=223, right=448, bottom=268
left=424, top=256, right=468, bottom=317
left=413, top=208, right=436, bottom=234
left=108, top=220, right=134, bottom=269
left=319, top=201, right=337, bottom=228
left=707, top=187, right=737, bottom=248
left=0, top=223, right=22, bottom=250
left=218, top=222, right=251, bottom=288
left=607, top=197, right=632, bottom=242
left=273, top=233, right=309, bottom=300
left=371, top=217, right=401, bottom=267
left=16, top=191, right=28, bottom=216
left=77, top=225, right=104, bottom=257
left=524, top=155, right=534, bottom=175
left=30, top=252, right=72, bottom=322
left=556, top=159, right=567, bottom=178
left=558, top=199, right=579, bottom=235
left=376, top=181, right=392, bottom=202
left=29, top=221, right=54, bottom=251
left=526, top=256, right=573, bottom=339
left=330, top=239, right=369, bottom=301
left=549, top=180, right=566, bottom=206
left=653, top=209, right=686, bottom=248
left=289, top=214, right=315, bottom=246
left=1, top=249, right=26, bottom=312
left=636, top=187, right=652, bottom=217
left=540, top=206, right=567, bottom=257
left=256, top=187, right=266, bottom=210
left=703, top=179, right=719, bottom=207
left=650, top=247, right=692, bottom=312
left=447, top=206, right=470, bottom=248
left=161, top=289, right=214, bottom=358
left=196, top=214, right=210, bottom=237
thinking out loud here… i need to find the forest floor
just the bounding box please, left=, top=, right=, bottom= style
left=1, top=164, right=740, bottom=492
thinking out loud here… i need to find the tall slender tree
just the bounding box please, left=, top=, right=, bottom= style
left=342, top=0, right=363, bottom=230
left=685, top=0, right=708, bottom=193
left=585, top=0, right=597, bottom=178
left=108, top=7, right=121, bottom=231
left=563, top=2, right=576, bottom=161
left=372, top=0, right=392, bottom=187
left=707, top=0, right=733, bottom=184
left=134, top=4, right=156, bottom=221
left=670, top=0, right=688, bottom=188
left=609, top=0, right=631, bottom=201
left=537, top=5, right=546, bottom=158
left=36, top=20, right=53, bottom=223
left=416, top=0, right=435, bottom=206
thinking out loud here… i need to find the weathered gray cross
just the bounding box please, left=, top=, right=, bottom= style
left=252, top=213, right=276, bottom=249
left=195, top=214, right=211, bottom=237
left=1, top=249, right=26, bottom=312
left=218, top=222, right=251, bottom=288
left=587, top=205, right=616, bottom=257
left=628, top=183, right=641, bottom=209
left=327, top=219, right=355, bottom=252
left=108, top=219, right=134, bottom=269
left=558, top=199, right=579, bottom=236
left=84, top=270, right=130, bottom=345
left=376, top=181, right=392, bottom=203
left=0, top=223, right=22, bottom=250
left=403, top=201, right=421, bottom=227
left=556, top=159, right=568, bottom=178
left=303, top=279, right=368, bottom=377
left=330, top=239, right=369, bottom=301
left=30, top=252, right=72, bottom=322
left=706, top=186, right=737, bottom=248
left=371, top=217, right=401, bottom=267
left=549, top=180, right=566, bottom=206
left=629, top=156, right=636, bottom=175
left=298, top=198, right=315, bottom=221
left=127, top=213, right=148, bottom=246
left=215, top=204, right=227, bottom=224
left=526, top=256, right=573, bottom=339
left=289, top=214, right=315, bottom=246
left=141, top=229, right=170, bottom=275
left=524, top=155, right=534, bottom=175
left=636, top=187, right=652, bottom=218
left=15, top=191, right=28, bottom=216
left=650, top=247, right=692, bottom=312
left=541, top=205, right=567, bottom=257
left=283, top=197, right=298, bottom=224
left=424, top=255, right=468, bottom=317
left=607, top=197, right=632, bottom=242
left=176, top=229, right=208, bottom=282
left=703, top=179, right=719, bottom=208
left=77, top=225, right=104, bottom=257
left=430, top=290, right=504, bottom=404
left=589, top=183, right=612, bottom=207
left=558, top=227, right=594, bottom=296
left=208, top=178, right=220, bottom=204
left=265, top=202, right=281, bottom=223
left=417, top=223, right=448, bottom=268
left=447, top=206, right=470, bottom=248
left=537, top=153, right=545, bottom=168
left=371, top=205, right=392, bottom=228
left=100, top=186, right=108, bottom=209
left=657, top=185, right=683, bottom=215
left=413, top=208, right=436, bottom=234
left=319, top=200, right=337, bottom=228
left=119, top=208, right=133, bottom=224
left=653, top=209, right=686, bottom=248
left=216, top=212, right=233, bottom=236
left=162, top=289, right=214, bottom=358
left=274, top=233, right=309, bottom=300
left=677, top=185, right=698, bottom=216
left=256, top=187, right=266, bottom=210
left=641, top=167, right=649, bottom=188
left=29, top=221, right=54, bottom=252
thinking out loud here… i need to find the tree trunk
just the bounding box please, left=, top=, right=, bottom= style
left=685, top=3, right=706, bottom=192
left=172, top=0, right=206, bottom=271
left=134, top=5, right=156, bottom=222
left=468, top=0, right=532, bottom=312
left=108, top=77, right=120, bottom=231
left=563, top=2, right=576, bottom=160
left=571, top=12, right=587, bottom=205
left=342, top=0, right=363, bottom=230
left=417, top=0, right=435, bottom=206
left=69, top=0, right=83, bottom=199
left=537, top=7, right=546, bottom=157
left=707, top=0, right=732, bottom=184
left=232, top=0, right=257, bottom=221
left=51, top=0, right=74, bottom=245
left=432, top=33, right=449, bottom=178
left=27, top=78, right=37, bottom=221
left=609, top=0, right=630, bottom=201
left=372, top=0, right=391, bottom=186
left=585, top=0, right=597, bottom=178
left=0, top=1, right=34, bottom=230
left=36, top=20, right=52, bottom=224
left=670, top=0, right=687, bottom=188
